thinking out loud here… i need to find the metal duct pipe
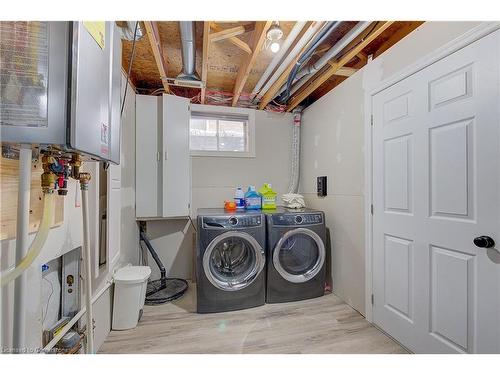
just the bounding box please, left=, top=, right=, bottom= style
left=251, top=21, right=307, bottom=98
left=178, top=21, right=199, bottom=80
left=254, top=22, right=325, bottom=102
left=276, top=21, right=372, bottom=99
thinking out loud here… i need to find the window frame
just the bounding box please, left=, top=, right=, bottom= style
left=189, top=104, right=256, bottom=158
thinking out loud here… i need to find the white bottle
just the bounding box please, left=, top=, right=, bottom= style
left=234, top=187, right=245, bottom=209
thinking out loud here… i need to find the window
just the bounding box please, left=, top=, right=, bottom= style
left=189, top=106, right=255, bottom=157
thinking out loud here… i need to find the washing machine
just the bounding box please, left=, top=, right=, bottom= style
left=196, top=209, right=266, bottom=313
left=266, top=207, right=326, bottom=303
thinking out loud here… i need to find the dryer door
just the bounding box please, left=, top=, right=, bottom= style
left=203, top=231, right=265, bottom=291
left=273, top=228, right=325, bottom=283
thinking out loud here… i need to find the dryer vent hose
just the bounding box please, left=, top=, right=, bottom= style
left=287, top=109, right=302, bottom=194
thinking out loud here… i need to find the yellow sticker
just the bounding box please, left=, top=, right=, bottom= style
left=83, top=21, right=105, bottom=49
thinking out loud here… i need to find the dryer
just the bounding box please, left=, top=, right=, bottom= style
left=196, top=209, right=266, bottom=313
left=266, top=207, right=326, bottom=303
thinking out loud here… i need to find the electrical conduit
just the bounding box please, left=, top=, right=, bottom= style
left=276, top=21, right=372, bottom=101
left=251, top=21, right=307, bottom=99
left=254, top=22, right=325, bottom=103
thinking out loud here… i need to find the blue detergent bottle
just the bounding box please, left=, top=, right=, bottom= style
left=245, top=185, right=262, bottom=210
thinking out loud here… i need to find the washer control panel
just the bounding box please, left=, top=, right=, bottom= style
left=272, top=213, right=323, bottom=226
left=203, top=214, right=262, bottom=229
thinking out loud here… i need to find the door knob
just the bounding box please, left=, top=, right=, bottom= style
left=473, top=236, right=495, bottom=248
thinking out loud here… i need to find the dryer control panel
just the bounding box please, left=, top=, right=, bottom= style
left=203, top=214, right=262, bottom=229
left=272, top=213, right=323, bottom=226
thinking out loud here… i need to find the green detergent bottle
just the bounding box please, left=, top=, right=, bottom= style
left=259, top=183, right=277, bottom=210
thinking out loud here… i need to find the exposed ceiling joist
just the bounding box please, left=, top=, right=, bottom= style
left=331, top=66, right=358, bottom=77
left=210, top=22, right=252, bottom=54
left=286, top=21, right=394, bottom=111
left=201, top=21, right=211, bottom=104
left=232, top=21, right=273, bottom=106
left=257, top=21, right=321, bottom=110
left=356, top=51, right=368, bottom=63
left=209, top=24, right=254, bottom=42
left=143, top=21, right=170, bottom=94
left=374, top=21, right=424, bottom=58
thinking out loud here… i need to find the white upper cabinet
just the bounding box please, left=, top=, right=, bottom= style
left=135, top=94, right=191, bottom=218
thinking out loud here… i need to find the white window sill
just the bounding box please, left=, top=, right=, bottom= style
left=190, top=150, right=256, bottom=158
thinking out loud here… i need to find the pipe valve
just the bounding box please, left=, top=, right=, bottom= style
left=78, top=172, right=91, bottom=191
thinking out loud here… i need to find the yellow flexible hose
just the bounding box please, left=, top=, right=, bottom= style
left=1, top=193, right=55, bottom=286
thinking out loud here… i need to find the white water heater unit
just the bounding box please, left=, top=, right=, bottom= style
left=0, top=21, right=122, bottom=163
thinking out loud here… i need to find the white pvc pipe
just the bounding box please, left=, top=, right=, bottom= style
left=255, top=22, right=325, bottom=101
left=12, top=144, right=32, bottom=352
left=81, top=187, right=94, bottom=354
left=42, top=279, right=112, bottom=353
left=251, top=21, right=307, bottom=98
left=277, top=21, right=372, bottom=99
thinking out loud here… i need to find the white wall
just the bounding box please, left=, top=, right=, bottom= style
left=0, top=73, right=139, bottom=352
left=145, top=109, right=294, bottom=281
left=300, top=21, right=483, bottom=316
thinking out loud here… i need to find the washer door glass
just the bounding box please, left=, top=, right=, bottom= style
left=203, top=231, right=265, bottom=291
left=273, top=228, right=325, bottom=283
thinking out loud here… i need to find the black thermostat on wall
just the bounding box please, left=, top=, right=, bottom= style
left=317, top=176, right=327, bottom=197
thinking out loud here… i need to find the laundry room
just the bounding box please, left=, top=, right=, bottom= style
left=1, top=1, right=500, bottom=373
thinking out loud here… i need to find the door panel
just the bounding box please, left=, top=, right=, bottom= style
left=430, top=245, right=475, bottom=352
left=429, top=118, right=473, bottom=219
left=372, top=30, right=500, bottom=353
left=384, top=235, right=413, bottom=321
left=384, top=135, right=413, bottom=213
left=428, top=65, right=472, bottom=110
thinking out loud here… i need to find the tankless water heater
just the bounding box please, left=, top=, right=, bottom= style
left=0, top=21, right=122, bottom=163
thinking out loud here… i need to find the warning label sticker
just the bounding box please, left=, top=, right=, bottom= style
left=83, top=21, right=105, bottom=49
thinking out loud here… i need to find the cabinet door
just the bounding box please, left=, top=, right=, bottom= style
left=162, top=94, right=191, bottom=217
left=136, top=95, right=161, bottom=217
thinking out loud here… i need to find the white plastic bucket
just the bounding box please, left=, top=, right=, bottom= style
left=112, top=266, right=151, bottom=330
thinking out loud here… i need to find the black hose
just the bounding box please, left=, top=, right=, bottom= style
left=279, top=21, right=342, bottom=104
left=139, top=229, right=166, bottom=280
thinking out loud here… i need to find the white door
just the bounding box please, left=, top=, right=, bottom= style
left=372, top=30, right=500, bottom=353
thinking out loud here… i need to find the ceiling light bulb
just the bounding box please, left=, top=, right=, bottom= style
left=270, top=41, right=280, bottom=53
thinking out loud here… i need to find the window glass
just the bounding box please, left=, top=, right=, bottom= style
left=189, top=114, right=248, bottom=153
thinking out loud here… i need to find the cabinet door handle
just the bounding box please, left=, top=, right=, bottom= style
left=164, top=151, right=168, bottom=160
left=156, top=152, right=160, bottom=161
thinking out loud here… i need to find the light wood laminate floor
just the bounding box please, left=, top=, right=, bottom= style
left=99, top=284, right=407, bottom=354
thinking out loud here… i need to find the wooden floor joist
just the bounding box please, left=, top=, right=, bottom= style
left=232, top=21, right=272, bottom=106
left=330, top=66, right=358, bottom=77
left=210, top=23, right=252, bottom=55
left=201, top=21, right=211, bottom=104
left=286, top=21, right=394, bottom=111
left=209, top=24, right=253, bottom=42
left=143, top=21, right=170, bottom=94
